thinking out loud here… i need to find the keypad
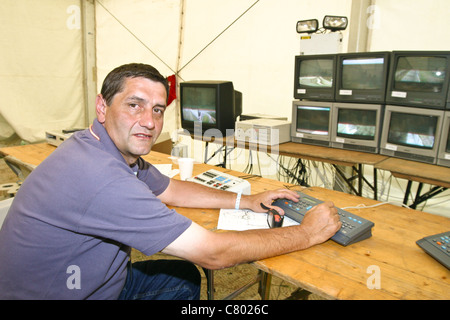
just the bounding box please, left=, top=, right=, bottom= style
left=416, top=231, right=450, bottom=270
left=273, top=191, right=374, bottom=246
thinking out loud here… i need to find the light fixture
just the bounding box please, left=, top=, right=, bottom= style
left=296, top=19, right=319, bottom=34
left=323, top=15, right=348, bottom=31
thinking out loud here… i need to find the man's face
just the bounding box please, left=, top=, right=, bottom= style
left=96, top=77, right=167, bottom=165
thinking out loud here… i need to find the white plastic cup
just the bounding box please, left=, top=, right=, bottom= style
left=178, top=158, right=195, bottom=181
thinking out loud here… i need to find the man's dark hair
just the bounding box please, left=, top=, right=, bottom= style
left=100, top=63, right=169, bottom=105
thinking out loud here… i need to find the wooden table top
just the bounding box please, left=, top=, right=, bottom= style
left=278, top=142, right=388, bottom=167
left=2, top=143, right=449, bottom=299
left=375, top=157, right=450, bottom=189
left=0, top=143, right=55, bottom=167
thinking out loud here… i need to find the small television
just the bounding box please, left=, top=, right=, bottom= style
left=330, top=103, right=384, bottom=153
left=380, top=105, right=445, bottom=164
left=293, top=54, right=336, bottom=101
left=386, top=51, right=450, bottom=109
left=437, top=111, right=450, bottom=167
left=291, top=100, right=333, bottom=147
left=335, top=51, right=390, bottom=104
left=180, top=81, right=242, bottom=137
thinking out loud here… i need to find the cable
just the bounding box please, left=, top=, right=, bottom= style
left=341, top=201, right=410, bottom=210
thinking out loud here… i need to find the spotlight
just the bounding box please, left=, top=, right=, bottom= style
left=323, top=15, right=348, bottom=31
left=296, top=19, right=319, bottom=34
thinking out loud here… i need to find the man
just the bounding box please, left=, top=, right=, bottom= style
left=0, top=63, right=341, bottom=299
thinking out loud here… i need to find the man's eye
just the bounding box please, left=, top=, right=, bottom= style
left=154, top=107, right=165, bottom=114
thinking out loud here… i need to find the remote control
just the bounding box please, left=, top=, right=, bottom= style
left=416, top=231, right=450, bottom=270
left=272, top=191, right=375, bottom=246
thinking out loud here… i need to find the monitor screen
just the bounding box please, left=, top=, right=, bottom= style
left=298, top=59, right=334, bottom=88
left=341, top=57, right=385, bottom=90
left=337, top=108, right=377, bottom=141
left=387, top=112, right=438, bottom=149
left=446, top=126, right=450, bottom=153
left=181, top=87, right=216, bottom=124
left=393, top=56, right=447, bottom=93
left=296, top=105, right=330, bottom=135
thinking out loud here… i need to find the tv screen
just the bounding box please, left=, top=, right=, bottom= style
left=337, top=108, right=377, bottom=141
left=181, top=87, right=216, bottom=125
left=386, top=51, right=450, bottom=109
left=437, top=112, right=450, bottom=167
left=393, top=56, right=447, bottom=93
left=294, top=54, right=336, bottom=101
left=335, top=52, right=390, bottom=103
left=331, top=103, right=384, bottom=153
left=299, top=59, right=334, bottom=88
left=446, top=126, right=450, bottom=153
left=179, top=81, right=241, bottom=137
left=341, top=57, right=385, bottom=90
left=387, top=112, right=438, bottom=149
left=380, top=105, right=444, bottom=164
left=291, top=101, right=332, bottom=147
left=296, top=105, right=330, bottom=135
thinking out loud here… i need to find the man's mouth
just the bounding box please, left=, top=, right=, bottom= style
left=134, top=133, right=152, bottom=139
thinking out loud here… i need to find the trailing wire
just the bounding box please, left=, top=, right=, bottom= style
left=267, top=154, right=309, bottom=187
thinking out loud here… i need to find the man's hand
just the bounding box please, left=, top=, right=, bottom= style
left=240, top=188, right=300, bottom=213
left=298, top=201, right=342, bottom=246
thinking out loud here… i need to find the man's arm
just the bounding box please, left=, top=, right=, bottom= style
left=162, top=201, right=341, bottom=270
left=157, top=178, right=300, bottom=213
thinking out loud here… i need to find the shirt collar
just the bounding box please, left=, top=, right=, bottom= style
left=89, top=119, right=135, bottom=169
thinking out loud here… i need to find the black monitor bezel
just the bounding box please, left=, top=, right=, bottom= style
left=386, top=51, right=450, bottom=110
left=293, top=54, right=337, bottom=101
left=179, top=81, right=238, bottom=137
left=335, top=51, right=390, bottom=104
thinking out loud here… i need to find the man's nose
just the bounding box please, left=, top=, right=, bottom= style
left=139, top=109, right=155, bottom=129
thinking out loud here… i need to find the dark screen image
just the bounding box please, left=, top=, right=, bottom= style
left=446, top=126, right=450, bottom=153
left=296, top=106, right=330, bottom=135
left=387, top=112, right=437, bottom=149
left=337, top=109, right=376, bottom=140
left=394, top=56, right=447, bottom=93
left=182, top=87, right=216, bottom=124
left=341, top=57, right=385, bottom=90
left=299, top=59, right=334, bottom=88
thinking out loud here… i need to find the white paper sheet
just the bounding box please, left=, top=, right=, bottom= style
left=217, top=209, right=298, bottom=231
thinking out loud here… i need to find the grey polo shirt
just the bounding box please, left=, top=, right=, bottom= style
left=0, top=120, right=191, bottom=299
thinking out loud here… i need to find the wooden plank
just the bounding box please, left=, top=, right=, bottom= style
left=278, top=142, right=388, bottom=166
left=375, top=157, right=450, bottom=188
left=0, top=143, right=56, bottom=166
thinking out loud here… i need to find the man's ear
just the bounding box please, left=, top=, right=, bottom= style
left=95, top=94, right=107, bottom=124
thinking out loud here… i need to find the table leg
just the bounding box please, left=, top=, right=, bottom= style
left=258, top=271, right=272, bottom=300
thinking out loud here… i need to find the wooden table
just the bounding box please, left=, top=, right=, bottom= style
left=375, top=157, right=450, bottom=208
left=1, top=143, right=449, bottom=300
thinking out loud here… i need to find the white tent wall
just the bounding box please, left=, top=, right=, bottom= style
left=368, top=0, right=450, bottom=51
left=0, top=0, right=85, bottom=143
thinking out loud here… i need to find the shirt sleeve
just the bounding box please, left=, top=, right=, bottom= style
left=135, top=157, right=170, bottom=196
